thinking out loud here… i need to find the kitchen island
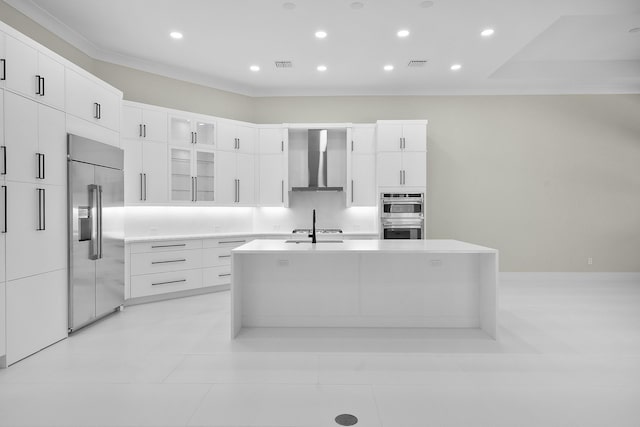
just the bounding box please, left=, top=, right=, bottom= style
left=231, top=239, right=498, bottom=339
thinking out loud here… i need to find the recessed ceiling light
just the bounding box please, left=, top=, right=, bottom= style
left=317, top=65, right=327, bottom=72
left=629, top=27, right=640, bottom=33
left=250, top=65, right=260, bottom=72
left=384, top=65, right=394, bottom=71
left=350, top=1, right=364, bottom=9
left=315, top=30, right=327, bottom=39
left=397, top=29, right=410, bottom=38
left=420, top=1, right=434, bottom=8
left=450, top=64, right=462, bottom=71
left=481, top=28, right=495, bottom=37
left=169, top=31, right=183, bottom=40
left=282, top=2, right=296, bottom=10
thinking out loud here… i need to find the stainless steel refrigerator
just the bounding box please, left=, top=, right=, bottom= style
left=68, top=134, right=125, bottom=332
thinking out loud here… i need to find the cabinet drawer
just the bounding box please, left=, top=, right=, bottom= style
left=130, top=269, right=202, bottom=298
left=203, top=238, right=248, bottom=248
left=203, top=247, right=232, bottom=267
left=131, top=249, right=202, bottom=275
left=130, top=239, right=202, bottom=253
left=203, top=266, right=232, bottom=287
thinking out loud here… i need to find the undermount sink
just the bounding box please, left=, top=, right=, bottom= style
left=285, top=240, right=344, bottom=244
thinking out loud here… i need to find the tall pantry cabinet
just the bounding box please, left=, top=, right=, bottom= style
left=0, top=21, right=123, bottom=366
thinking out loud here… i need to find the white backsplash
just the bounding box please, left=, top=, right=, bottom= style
left=126, top=194, right=378, bottom=237
left=253, top=192, right=377, bottom=234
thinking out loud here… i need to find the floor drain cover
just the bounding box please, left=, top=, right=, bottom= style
left=335, top=414, right=358, bottom=426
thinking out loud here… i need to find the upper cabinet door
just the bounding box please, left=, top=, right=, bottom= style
left=258, top=128, right=284, bottom=154
left=351, top=126, right=376, bottom=154
left=141, top=141, right=168, bottom=203
left=194, top=119, right=215, bottom=147
left=401, top=124, right=427, bottom=152
left=37, top=103, right=66, bottom=186
left=36, top=53, right=65, bottom=110
left=402, top=153, right=427, bottom=187
left=376, top=124, right=403, bottom=152
left=258, top=154, right=284, bottom=206
left=236, top=125, right=256, bottom=154
left=4, top=36, right=38, bottom=99
left=122, top=105, right=143, bottom=139
left=217, top=121, right=237, bottom=151
left=141, top=109, right=168, bottom=143
left=122, top=138, right=143, bottom=204
left=4, top=92, right=38, bottom=184
left=169, top=115, right=193, bottom=146
left=376, top=152, right=403, bottom=188
left=236, top=153, right=255, bottom=204
left=351, top=154, right=376, bottom=206
left=0, top=32, right=5, bottom=88
left=215, top=150, right=236, bottom=204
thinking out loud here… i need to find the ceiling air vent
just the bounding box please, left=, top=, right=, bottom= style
left=408, top=60, right=428, bottom=67
left=275, top=61, right=293, bottom=68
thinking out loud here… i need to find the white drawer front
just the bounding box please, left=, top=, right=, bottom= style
left=203, top=247, right=232, bottom=268
left=130, top=269, right=202, bottom=298
left=203, top=238, right=248, bottom=249
left=203, top=266, right=232, bottom=287
left=130, top=240, right=202, bottom=254
left=131, top=249, right=202, bottom=275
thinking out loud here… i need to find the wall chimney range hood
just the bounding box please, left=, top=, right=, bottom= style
left=291, top=129, right=343, bottom=192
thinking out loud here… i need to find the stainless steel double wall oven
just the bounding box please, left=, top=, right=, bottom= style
left=380, top=193, right=424, bottom=239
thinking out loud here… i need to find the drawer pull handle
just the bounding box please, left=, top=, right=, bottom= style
left=218, top=255, right=231, bottom=258
left=219, top=240, right=245, bottom=245
left=218, top=273, right=231, bottom=277
left=152, top=279, right=186, bottom=286
left=151, top=259, right=186, bottom=264
left=151, top=243, right=186, bottom=248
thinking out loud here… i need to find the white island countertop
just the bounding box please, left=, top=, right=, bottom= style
left=233, top=239, right=497, bottom=254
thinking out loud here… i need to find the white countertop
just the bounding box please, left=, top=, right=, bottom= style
left=125, top=232, right=378, bottom=244
left=233, top=239, right=497, bottom=254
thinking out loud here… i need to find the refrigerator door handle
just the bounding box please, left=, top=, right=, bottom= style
left=89, top=184, right=99, bottom=260
left=98, top=185, right=103, bottom=259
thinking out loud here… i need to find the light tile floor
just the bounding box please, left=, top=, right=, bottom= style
left=1, top=279, right=639, bottom=426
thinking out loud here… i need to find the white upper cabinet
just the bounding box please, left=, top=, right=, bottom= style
left=123, top=139, right=168, bottom=204
left=0, top=32, right=5, bottom=88
left=258, top=127, right=285, bottom=154
left=217, top=121, right=255, bottom=153
left=66, top=68, right=121, bottom=131
left=258, top=127, right=288, bottom=207
left=216, top=150, right=255, bottom=205
left=377, top=121, right=427, bottom=152
left=4, top=36, right=65, bottom=110
left=169, top=114, right=215, bottom=147
left=351, top=125, right=376, bottom=154
left=4, top=35, right=37, bottom=99
left=4, top=92, right=66, bottom=186
left=122, top=104, right=167, bottom=142
left=169, top=146, right=215, bottom=203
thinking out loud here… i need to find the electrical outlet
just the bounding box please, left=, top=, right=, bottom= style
left=277, top=259, right=289, bottom=267
left=588, top=257, right=593, bottom=265
left=214, top=225, right=222, bottom=232
left=430, top=259, right=442, bottom=267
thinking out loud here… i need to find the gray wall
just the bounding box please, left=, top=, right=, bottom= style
left=2, top=5, right=639, bottom=272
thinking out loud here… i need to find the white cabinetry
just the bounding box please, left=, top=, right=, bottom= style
left=258, top=126, right=288, bottom=207
left=202, top=238, right=247, bottom=287
left=4, top=91, right=66, bottom=186
left=128, top=237, right=246, bottom=300
left=169, top=114, right=215, bottom=147
left=3, top=35, right=64, bottom=110
left=348, top=125, right=376, bottom=207
left=169, top=146, right=215, bottom=203
left=216, top=151, right=254, bottom=205
left=122, top=102, right=168, bottom=204
left=376, top=120, right=427, bottom=190
left=122, top=103, right=167, bottom=142
left=66, top=68, right=120, bottom=132
left=217, top=121, right=256, bottom=153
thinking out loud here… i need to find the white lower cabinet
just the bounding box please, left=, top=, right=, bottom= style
left=6, top=269, right=67, bottom=365
left=131, top=269, right=203, bottom=298
left=127, top=237, right=247, bottom=300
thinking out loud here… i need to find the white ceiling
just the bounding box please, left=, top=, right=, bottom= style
left=5, top=0, right=640, bottom=96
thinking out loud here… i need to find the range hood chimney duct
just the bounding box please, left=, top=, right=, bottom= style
left=292, top=129, right=343, bottom=192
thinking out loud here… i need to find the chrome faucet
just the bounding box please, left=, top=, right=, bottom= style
left=308, top=209, right=317, bottom=243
